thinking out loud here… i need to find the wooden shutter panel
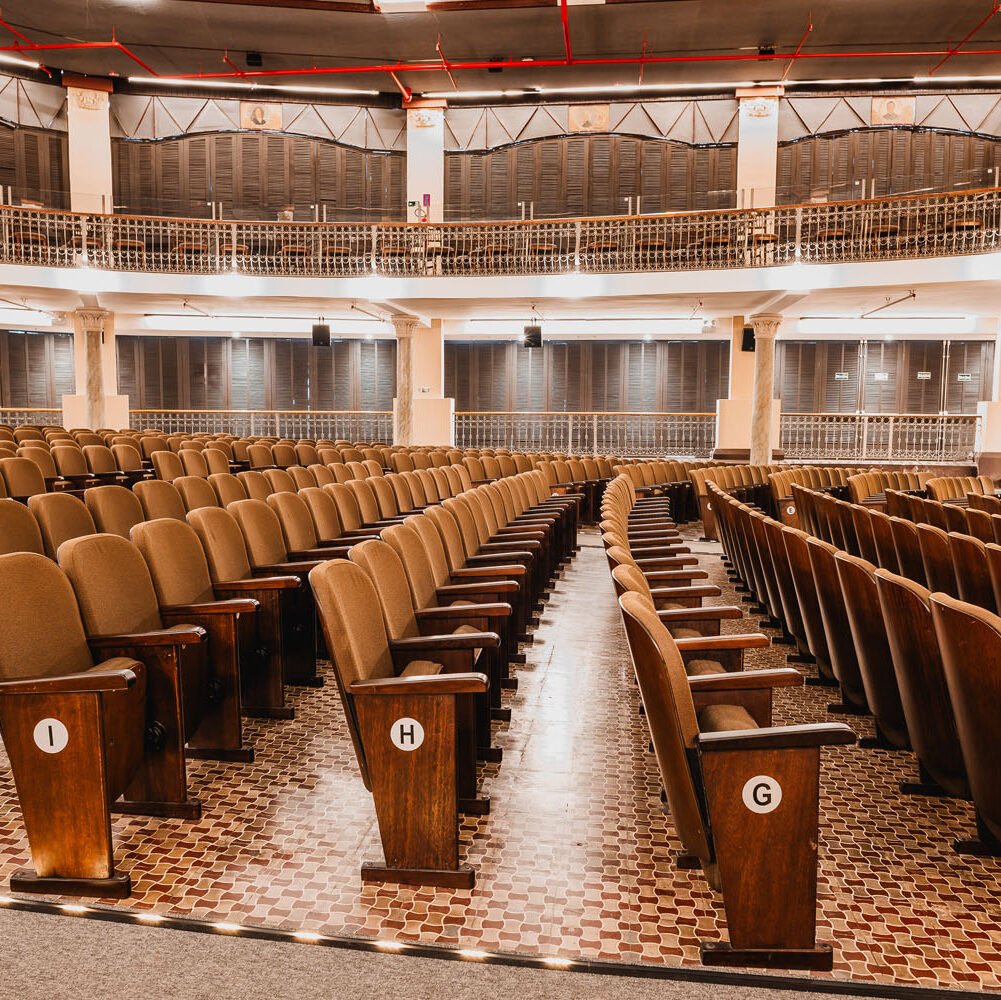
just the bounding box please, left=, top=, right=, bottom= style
left=862, top=341, right=899, bottom=413
left=903, top=341, right=944, bottom=413
left=819, top=342, right=860, bottom=413
left=117, top=337, right=140, bottom=406
left=184, top=136, right=210, bottom=217
left=945, top=341, right=991, bottom=414
left=514, top=345, right=545, bottom=410
left=587, top=137, right=612, bottom=216
left=230, top=338, right=268, bottom=410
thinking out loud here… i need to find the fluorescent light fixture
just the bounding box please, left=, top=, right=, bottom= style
left=376, top=0, right=428, bottom=9
left=913, top=75, right=1001, bottom=85
left=460, top=318, right=706, bottom=337
left=0, top=308, right=53, bottom=327
left=0, top=53, right=41, bottom=70
left=423, top=80, right=771, bottom=100
left=143, top=313, right=391, bottom=336
left=796, top=316, right=976, bottom=337
left=127, top=76, right=379, bottom=97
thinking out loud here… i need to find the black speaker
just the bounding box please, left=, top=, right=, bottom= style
left=312, top=323, right=331, bottom=347
left=741, top=325, right=756, bottom=352
left=523, top=325, right=542, bottom=349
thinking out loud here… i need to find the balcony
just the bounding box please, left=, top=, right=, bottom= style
left=0, top=187, right=998, bottom=279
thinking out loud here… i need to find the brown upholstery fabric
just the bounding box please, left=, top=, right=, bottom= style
left=0, top=456, right=46, bottom=498
left=28, top=492, right=97, bottom=559
left=237, top=471, right=273, bottom=502
left=267, top=491, right=321, bottom=552
left=0, top=551, right=95, bottom=677
left=381, top=523, right=439, bottom=610
left=264, top=469, right=297, bottom=494
left=175, top=475, right=221, bottom=512
left=697, top=703, right=759, bottom=734
left=132, top=518, right=216, bottom=606
left=348, top=539, right=420, bottom=640
left=187, top=506, right=254, bottom=583
left=229, top=499, right=290, bottom=567
left=299, top=487, right=344, bottom=543
left=134, top=480, right=187, bottom=521
left=0, top=498, right=44, bottom=555
left=208, top=473, right=247, bottom=507
left=58, top=533, right=164, bottom=635
left=325, top=483, right=365, bottom=531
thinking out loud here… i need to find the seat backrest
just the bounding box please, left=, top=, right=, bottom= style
left=84, top=484, right=144, bottom=539
left=131, top=517, right=216, bottom=605
left=58, top=533, right=164, bottom=635
left=618, top=590, right=711, bottom=864
left=203, top=448, right=231, bottom=477
left=134, top=479, right=187, bottom=521
left=186, top=506, right=254, bottom=583
left=874, top=568, right=969, bottom=798
left=263, top=468, right=297, bottom=495
left=868, top=509, right=900, bottom=573
left=915, top=523, right=959, bottom=596
left=248, top=444, right=274, bottom=469
left=208, top=472, right=248, bottom=507
left=948, top=531, right=997, bottom=613
left=178, top=449, right=209, bottom=479
left=112, top=443, right=144, bottom=473
left=965, top=507, right=995, bottom=543
left=348, top=479, right=382, bottom=524
left=404, top=512, right=452, bottom=590
left=289, top=466, right=316, bottom=491
left=229, top=498, right=291, bottom=567
left=369, top=475, right=400, bottom=518
left=307, top=464, right=335, bottom=487
left=0, top=551, right=95, bottom=679
left=295, top=443, right=320, bottom=467
left=237, top=470, right=273, bottom=501
left=272, top=445, right=298, bottom=470
left=151, top=449, right=184, bottom=483
left=889, top=516, right=927, bottom=586
left=381, top=522, right=439, bottom=611
left=0, top=498, right=44, bottom=554
left=0, top=456, right=46, bottom=499
left=298, top=486, right=343, bottom=543
left=325, top=482, right=365, bottom=532
left=28, top=492, right=97, bottom=559
left=347, top=538, right=420, bottom=640
left=175, top=475, right=221, bottom=512
left=266, top=491, right=321, bottom=552
left=424, top=503, right=469, bottom=572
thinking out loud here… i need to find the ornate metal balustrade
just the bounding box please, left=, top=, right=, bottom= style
left=780, top=412, right=979, bottom=464
left=130, top=409, right=393, bottom=440
left=454, top=411, right=717, bottom=457
left=0, top=407, right=63, bottom=428
left=0, top=186, right=999, bottom=278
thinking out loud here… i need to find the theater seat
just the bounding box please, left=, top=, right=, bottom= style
left=0, top=498, right=44, bottom=555
left=28, top=492, right=97, bottom=559
left=0, top=551, right=146, bottom=897
left=134, top=480, right=187, bottom=521
left=85, top=485, right=145, bottom=539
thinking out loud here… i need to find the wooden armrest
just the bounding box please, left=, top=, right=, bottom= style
left=89, top=625, right=206, bottom=648
left=162, top=599, right=258, bottom=617
left=481, top=540, right=540, bottom=552
left=645, top=570, right=710, bottom=583
left=456, top=561, right=526, bottom=576
left=390, top=632, right=500, bottom=652
left=253, top=560, right=324, bottom=575
left=417, top=602, right=511, bottom=619
left=650, top=584, right=718, bottom=598
left=673, top=633, right=770, bottom=652
left=696, top=722, right=857, bottom=752
left=657, top=605, right=743, bottom=622
left=0, top=663, right=141, bottom=695
left=216, top=575, right=300, bottom=591
left=688, top=667, right=804, bottom=692
left=349, top=673, right=488, bottom=696
left=468, top=551, right=532, bottom=564
left=288, top=546, right=352, bottom=561
left=635, top=555, right=698, bottom=568
left=437, top=581, right=519, bottom=597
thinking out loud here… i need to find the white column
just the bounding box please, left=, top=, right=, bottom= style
left=63, top=309, right=130, bottom=430
left=411, top=319, right=455, bottom=445
left=405, top=101, right=446, bottom=224
left=736, top=86, right=782, bottom=209
left=975, top=316, right=1001, bottom=476
left=64, top=76, right=114, bottom=214
left=749, top=313, right=782, bottom=465
left=392, top=317, right=417, bottom=446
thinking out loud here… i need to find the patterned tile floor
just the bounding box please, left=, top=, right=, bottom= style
left=1, top=527, right=1000, bottom=990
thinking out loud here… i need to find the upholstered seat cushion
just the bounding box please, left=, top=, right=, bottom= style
left=698, top=703, right=758, bottom=733
left=685, top=658, right=725, bottom=677
left=400, top=659, right=443, bottom=677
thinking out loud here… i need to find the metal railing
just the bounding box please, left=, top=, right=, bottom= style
left=780, top=413, right=979, bottom=463
left=130, top=409, right=393, bottom=440
left=0, top=186, right=999, bottom=278
left=0, top=407, right=63, bottom=427
left=454, top=411, right=717, bottom=457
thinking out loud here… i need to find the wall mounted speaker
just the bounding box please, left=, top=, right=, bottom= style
left=523, top=325, right=542, bottom=349
left=741, top=325, right=756, bottom=352
left=312, top=323, right=331, bottom=347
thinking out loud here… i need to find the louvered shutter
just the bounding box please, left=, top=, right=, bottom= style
left=514, top=345, right=545, bottom=410
left=945, top=341, right=991, bottom=414
left=862, top=341, right=899, bottom=413
left=640, top=142, right=664, bottom=214
left=290, top=138, right=315, bottom=217
left=230, top=338, right=268, bottom=410
left=903, top=341, right=944, bottom=413
left=537, top=140, right=563, bottom=218
left=587, top=137, right=612, bottom=216
left=183, top=137, right=210, bottom=217
left=546, top=342, right=569, bottom=411
left=117, top=337, right=140, bottom=405
left=444, top=153, right=464, bottom=221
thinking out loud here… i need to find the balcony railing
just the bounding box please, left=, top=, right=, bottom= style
left=130, top=409, right=393, bottom=440
left=780, top=412, right=979, bottom=464
left=0, top=186, right=999, bottom=279
left=454, top=411, right=716, bottom=457
left=0, top=407, right=64, bottom=428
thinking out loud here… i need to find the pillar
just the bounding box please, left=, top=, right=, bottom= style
left=392, top=317, right=417, bottom=445
left=749, top=313, right=782, bottom=465
left=975, top=317, right=1001, bottom=476
left=714, top=317, right=782, bottom=462
left=63, top=309, right=130, bottom=431
left=411, top=320, right=455, bottom=445
left=405, top=100, right=446, bottom=224
left=64, top=75, right=114, bottom=214
left=736, top=86, right=782, bottom=210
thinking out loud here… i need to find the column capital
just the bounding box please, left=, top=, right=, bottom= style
left=748, top=313, right=783, bottom=339
left=391, top=316, right=419, bottom=339
left=72, top=308, right=111, bottom=334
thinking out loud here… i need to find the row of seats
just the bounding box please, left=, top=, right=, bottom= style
left=0, top=433, right=580, bottom=896
left=600, top=474, right=852, bottom=970
left=924, top=475, right=996, bottom=503
left=712, top=481, right=1001, bottom=865
left=845, top=470, right=932, bottom=505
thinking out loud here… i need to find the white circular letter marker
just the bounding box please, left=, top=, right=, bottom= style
left=742, top=775, right=782, bottom=814
left=33, top=718, right=69, bottom=755
left=390, top=717, right=425, bottom=752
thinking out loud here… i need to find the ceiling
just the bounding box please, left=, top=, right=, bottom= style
left=5, top=0, right=1001, bottom=100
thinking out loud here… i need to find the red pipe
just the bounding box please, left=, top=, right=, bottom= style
left=782, top=15, right=813, bottom=82
left=389, top=70, right=412, bottom=102
left=559, top=0, right=573, bottom=65
left=928, top=1, right=1001, bottom=75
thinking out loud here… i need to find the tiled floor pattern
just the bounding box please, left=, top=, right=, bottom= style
left=0, top=528, right=1000, bottom=990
